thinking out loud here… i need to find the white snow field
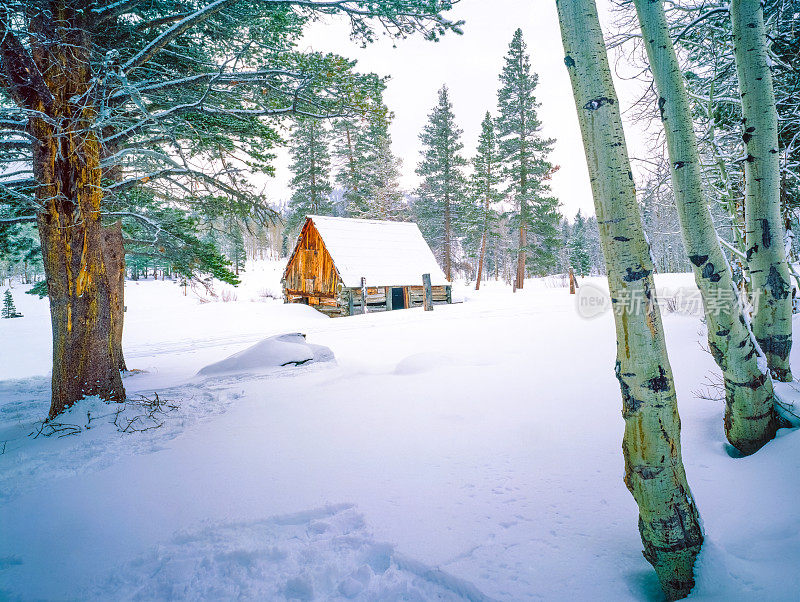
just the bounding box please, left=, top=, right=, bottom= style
left=1, top=261, right=799, bottom=601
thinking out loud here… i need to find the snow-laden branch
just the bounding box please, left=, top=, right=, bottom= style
left=0, top=18, right=55, bottom=110
left=93, top=0, right=144, bottom=24
left=122, top=0, right=239, bottom=74
left=0, top=214, right=36, bottom=224
left=674, top=6, right=730, bottom=43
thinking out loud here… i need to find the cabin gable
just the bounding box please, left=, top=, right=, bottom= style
left=282, top=219, right=342, bottom=304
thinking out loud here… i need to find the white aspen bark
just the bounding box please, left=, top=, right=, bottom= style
left=555, top=1, right=703, bottom=598
left=632, top=0, right=779, bottom=455
left=731, top=0, right=793, bottom=381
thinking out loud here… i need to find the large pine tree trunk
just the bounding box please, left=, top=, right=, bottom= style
left=632, top=0, right=778, bottom=455
left=476, top=192, right=490, bottom=291
left=102, top=222, right=127, bottom=372
left=444, top=190, right=453, bottom=281
left=556, top=1, right=703, bottom=597
left=30, top=5, right=125, bottom=418
left=731, top=0, right=793, bottom=382
left=476, top=230, right=487, bottom=290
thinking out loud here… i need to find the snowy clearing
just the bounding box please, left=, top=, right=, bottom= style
left=1, top=262, right=799, bottom=600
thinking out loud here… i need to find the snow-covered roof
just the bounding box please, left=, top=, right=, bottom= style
left=306, top=215, right=449, bottom=288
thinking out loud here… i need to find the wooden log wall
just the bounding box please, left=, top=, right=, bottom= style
left=283, top=221, right=340, bottom=298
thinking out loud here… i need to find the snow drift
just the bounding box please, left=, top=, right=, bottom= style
left=197, top=333, right=334, bottom=376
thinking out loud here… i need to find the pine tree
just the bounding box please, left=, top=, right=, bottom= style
left=334, top=92, right=405, bottom=220
left=470, top=112, right=503, bottom=289
left=2, top=290, right=20, bottom=319
left=568, top=210, right=592, bottom=277
left=285, top=118, right=334, bottom=237
left=496, top=29, right=561, bottom=286
left=371, top=137, right=406, bottom=220
left=333, top=115, right=372, bottom=217
left=415, top=86, right=469, bottom=280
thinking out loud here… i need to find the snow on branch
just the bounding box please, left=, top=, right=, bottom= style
left=122, top=0, right=239, bottom=74
left=674, top=6, right=730, bottom=43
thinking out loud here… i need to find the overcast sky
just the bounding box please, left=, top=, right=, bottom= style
left=268, top=0, right=650, bottom=220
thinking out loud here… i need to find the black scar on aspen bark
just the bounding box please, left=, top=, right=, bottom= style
left=709, top=341, right=726, bottom=368
left=765, top=264, right=791, bottom=299
left=646, top=366, right=670, bottom=392
left=616, top=362, right=643, bottom=417
left=701, top=262, right=722, bottom=282
left=745, top=154, right=755, bottom=163
left=746, top=126, right=755, bottom=133
left=614, top=236, right=631, bottom=241
left=633, top=465, right=664, bottom=480
left=760, top=218, right=771, bottom=248
left=658, top=96, right=666, bottom=119
left=583, top=97, right=614, bottom=111
left=758, top=334, right=792, bottom=360
left=674, top=161, right=686, bottom=169
left=746, top=244, right=758, bottom=260
left=564, top=55, right=575, bottom=68
left=742, top=132, right=753, bottom=143
left=623, top=266, right=652, bottom=282
left=688, top=254, right=708, bottom=267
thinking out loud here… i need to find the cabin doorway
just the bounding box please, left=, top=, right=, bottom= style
left=391, top=287, right=405, bottom=310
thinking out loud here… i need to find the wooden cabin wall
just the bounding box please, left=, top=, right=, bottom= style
left=345, top=285, right=451, bottom=314
left=283, top=222, right=340, bottom=300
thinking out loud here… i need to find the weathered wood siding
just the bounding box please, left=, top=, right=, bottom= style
left=283, top=220, right=340, bottom=298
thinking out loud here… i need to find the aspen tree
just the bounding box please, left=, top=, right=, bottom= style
left=632, top=0, right=779, bottom=454
left=555, top=1, right=703, bottom=597
left=731, top=0, right=793, bottom=381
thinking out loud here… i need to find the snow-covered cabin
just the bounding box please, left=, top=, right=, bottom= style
left=282, top=215, right=452, bottom=317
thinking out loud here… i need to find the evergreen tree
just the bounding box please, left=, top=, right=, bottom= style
left=496, top=29, right=561, bottom=285
left=583, top=215, right=605, bottom=276
left=415, top=86, right=469, bottom=281
left=2, top=289, right=20, bottom=318
left=333, top=115, right=372, bottom=216
left=371, top=137, right=406, bottom=220
left=557, top=217, right=571, bottom=275
left=470, top=112, right=503, bottom=289
left=285, top=118, right=334, bottom=237
left=568, top=210, right=592, bottom=277
left=333, top=90, right=405, bottom=220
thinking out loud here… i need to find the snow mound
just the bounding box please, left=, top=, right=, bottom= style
left=90, top=504, right=493, bottom=601
left=394, top=352, right=460, bottom=375
left=197, top=333, right=334, bottom=376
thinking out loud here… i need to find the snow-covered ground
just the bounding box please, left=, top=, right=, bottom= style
left=1, top=262, right=799, bottom=600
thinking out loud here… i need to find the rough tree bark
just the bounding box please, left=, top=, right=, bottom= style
left=556, top=1, right=703, bottom=598
left=102, top=222, right=127, bottom=372
left=632, top=0, right=779, bottom=455
left=476, top=226, right=488, bottom=290
left=731, top=0, right=793, bottom=381
left=27, top=5, right=125, bottom=417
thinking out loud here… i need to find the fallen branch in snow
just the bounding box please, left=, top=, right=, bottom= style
left=28, top=394, right=180, bottom=439
left=113, top=393, right=179, bottom=433
left=31, top=420, right=83, bottom=439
